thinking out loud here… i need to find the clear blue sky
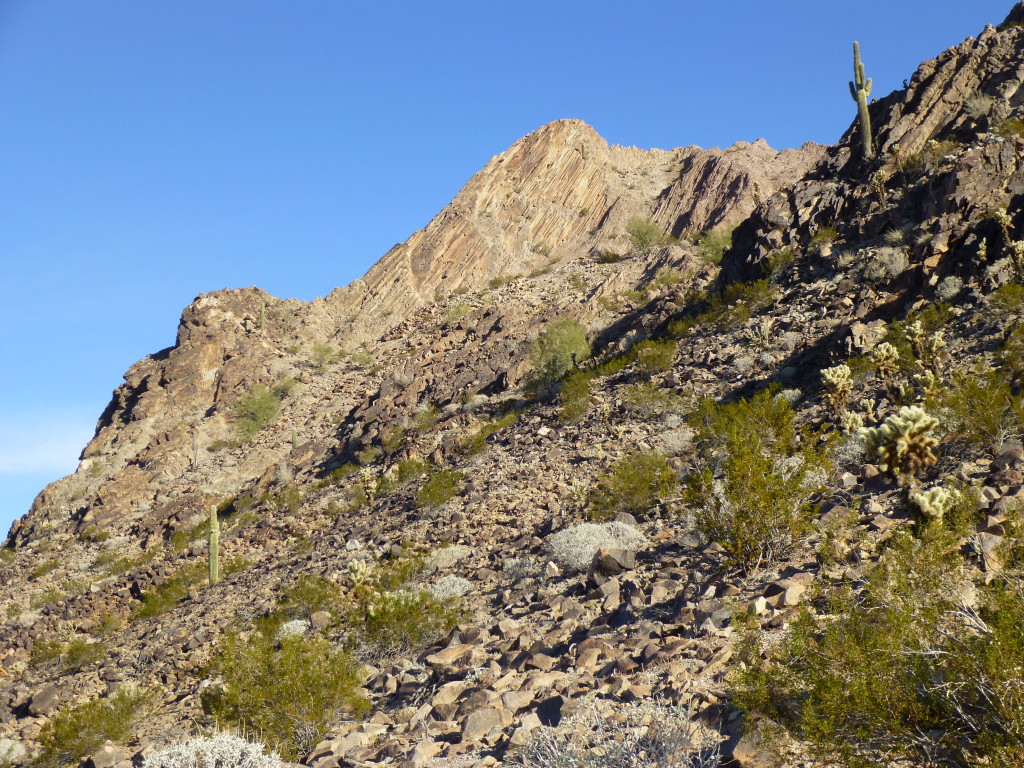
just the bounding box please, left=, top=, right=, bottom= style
left=0, top=0, right=1013, bottom=537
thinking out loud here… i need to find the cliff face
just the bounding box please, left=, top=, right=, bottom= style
left=5, top=6, right=1024, bottom=767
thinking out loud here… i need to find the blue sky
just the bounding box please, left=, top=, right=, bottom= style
left=0, top=0, right=1013, bottom=538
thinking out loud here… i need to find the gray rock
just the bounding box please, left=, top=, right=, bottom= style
left=28, top=685, right=60, bottom=716
left=461, top=707, right=503, bottom=744
left=86, top=741, right=129, bottom=768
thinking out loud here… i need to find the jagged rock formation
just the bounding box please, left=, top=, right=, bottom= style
left=4, top=5, right=1024, bottom=768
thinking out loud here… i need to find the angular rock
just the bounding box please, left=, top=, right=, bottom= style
left=461, top=707, right=503, bottom=744
left=28, top=685, right=60, bottom=716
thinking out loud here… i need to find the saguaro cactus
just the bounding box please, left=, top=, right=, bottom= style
left=849, top=41, right=875, bottom=159
left=208, top=504, right=220, bottom=584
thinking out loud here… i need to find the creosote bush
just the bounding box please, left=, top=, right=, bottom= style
left=233, top=385, right=282, bottom=441
left=696, top=226, right=734, bottom=265
left=736, top=532, right=1024, bottom=767
left=202, top=632, right=367, bottom=761
left=349, top=588, right=462, bottom=656
left=35, top=685, right=153, bottom=768
left=415, top=469, right=465, bottom=509
left=686, top=390, right=832, bottom=568
left=344, top=549, right=462, bottom=656
left=588, top=451, right=678, bottom=521
left=930, top=365, right=1024, bottom=459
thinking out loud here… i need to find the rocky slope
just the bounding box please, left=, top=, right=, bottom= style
left=4, top=5, right=1024, bottom=768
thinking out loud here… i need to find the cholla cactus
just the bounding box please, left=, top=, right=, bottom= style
left=907, top=322, right=947, bottom=374
left=347, top=559, right=370, bottom=589
left=994, top=207, right=1013, bottom=235
left=914, top=369, right=944, bottom=399
left=841, top=411, right=865, bottom=433
left=1009, top=240, right=1024, bottom=276
left=821, top=364, right=853, bottom=416
left=871, top=342, right=900, bottom=382
left=859, top=406, right=940, bottom=476
left=911, top=486, right=960, bottom=529
left=871, top=169, right=888, bottom=200
left=859, top=398, right=878, bottom=422
left=359, top=467, right=378, bottom=500
left=745, top=318, right=776, bottom=350
left=364, top=589, right=419, bottom=621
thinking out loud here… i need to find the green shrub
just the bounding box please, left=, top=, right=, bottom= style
left=62, top=638, right=108, bottom=672
left=133, top=562, right=205, bottom=620
left=35, top=686, right=153, bottom=768
left=375, top=458, right=430, bottom=496
left=529, top=317, right=592, bottom=390
left=233, top=385, right=281, bottom=441
left=29, top=587, right=65, bottom=609
left=589, top=451, right=679, bottom=521
left=411, top=406, right=439, bottom=434
left=279, top=576, right=343, bottom=622
left=633, top=339, right=677, bottom=373
left=931, top=366, right=1023, bottom=458
left=558, top=370, right=595, bottom=422
left=696, top=225, right=734, bottom=264
left=626, top=217, right=663, bottom=251
left=686, top=390, right=832, bottom=568
left=350, top=349, right=375, bottom=369
left=673, top=280, right=777, bottom=335
left=810, top=224, right=839, bottom=244
left=310, top=343, right=336, bottom=371
left=443, top=303, right=471, bottom=323
left=371, top=548, right=426, bottom=591
left=463, top=412, right=518, bottom=456
left=348, top=588, right=462, bottom=656
left=29, top=638, right=62, bottom=667
left=31, top=559, right=59, bottom=579
left=595, top=251, right=623, bottom=264
left=651, top=267, right=685, bottom=288
left=488, top=273, right=520, bottom=289
left=737, top=533, right=1024, bottom=767
left=415, top=470, right=465, bottom=508
left=989, top=282, right=1024, bottom=314
left=202, top=632, right=367, bottom=760
left=620, top=382, right=689, bottom=419
left=997, top=118, right=1024, bottom=139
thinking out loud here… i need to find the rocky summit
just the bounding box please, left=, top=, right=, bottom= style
left=6, top=6, right=1024, bottom=768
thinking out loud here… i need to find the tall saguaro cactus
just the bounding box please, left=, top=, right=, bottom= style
left=849, top=41, right=875, bottom=159
left=208, top=504, right=220, bottom=584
